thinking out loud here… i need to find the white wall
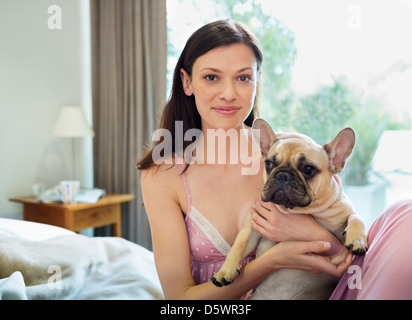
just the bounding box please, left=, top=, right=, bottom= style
left=0, top=0, right=93, bottom=218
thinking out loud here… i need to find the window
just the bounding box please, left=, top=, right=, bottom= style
left=167, top=0, right=412, bottom=228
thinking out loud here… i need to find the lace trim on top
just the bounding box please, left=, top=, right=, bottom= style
left=187, top=206, right=232, bottom=256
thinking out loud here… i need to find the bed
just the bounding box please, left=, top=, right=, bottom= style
left=0, top=218, right=164, bottom=300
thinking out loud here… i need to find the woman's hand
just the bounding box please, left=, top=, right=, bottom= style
left=250, top=199, right=344, bottom=256
left=265, top=240, right=352, bottom=278
left=250, top=199, right=324, bottom=242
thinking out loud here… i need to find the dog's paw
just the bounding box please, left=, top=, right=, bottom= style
left=211, top=267, right=240, bottom=287
left=344, top=229, right=368, bottom=256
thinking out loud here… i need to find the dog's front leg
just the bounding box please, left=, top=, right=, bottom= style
left=344, top=213, right=368, bottom=255
left=212, top=225, right=261, bottom=287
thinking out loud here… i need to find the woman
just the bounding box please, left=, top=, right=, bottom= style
left=137, top=20, right=351, bottom=300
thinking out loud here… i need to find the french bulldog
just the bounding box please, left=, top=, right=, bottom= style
left=212, top=118, right=368, bottom=300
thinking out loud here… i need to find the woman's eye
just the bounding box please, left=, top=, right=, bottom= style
left=205, top=75, right=217, bottom=81
left=238, top=75, right=252, bottom=82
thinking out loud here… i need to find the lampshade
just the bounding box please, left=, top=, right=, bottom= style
left=53, top=106, right=94, bottom=137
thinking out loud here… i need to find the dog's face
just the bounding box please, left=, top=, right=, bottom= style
left=252, top=118, right=355, bottom=214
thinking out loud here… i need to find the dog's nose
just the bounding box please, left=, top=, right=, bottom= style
left=275, top=171, right=292, bottom=183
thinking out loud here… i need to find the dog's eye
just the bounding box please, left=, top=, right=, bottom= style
left=302, top=165, right=317, bottom=178
left=265, top=160, right=275, bottom=173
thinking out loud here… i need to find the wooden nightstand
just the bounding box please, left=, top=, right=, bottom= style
left=9, top=194, right=134, bottom=237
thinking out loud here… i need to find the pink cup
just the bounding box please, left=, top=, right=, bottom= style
left=58, top=180, right=80, bottom=204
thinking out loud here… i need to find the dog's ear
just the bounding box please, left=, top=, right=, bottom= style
left=324, top=128, right=356, bottom=174
left=252, top=118, right=280, bottom=157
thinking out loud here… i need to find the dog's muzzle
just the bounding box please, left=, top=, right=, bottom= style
left=261, top=169, right=312, bottom=209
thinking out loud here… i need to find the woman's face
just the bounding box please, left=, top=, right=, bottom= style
left=181, top=43, right=260, bottom=131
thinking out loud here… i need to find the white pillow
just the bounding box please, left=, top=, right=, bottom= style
left=0, top=218, right=75, bottom=241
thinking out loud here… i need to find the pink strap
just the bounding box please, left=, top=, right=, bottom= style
left=177, top=163, right=192, bottom=214
left=334, top=174, right=342, bottom=188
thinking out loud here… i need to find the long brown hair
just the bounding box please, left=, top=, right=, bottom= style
left=136, top=20, right=263, bottom=171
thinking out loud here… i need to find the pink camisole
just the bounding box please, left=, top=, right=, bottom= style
left=177, top=164, right=255, bottom=285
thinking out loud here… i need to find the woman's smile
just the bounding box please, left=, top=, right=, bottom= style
left=212, top=106, right=242, bottom=116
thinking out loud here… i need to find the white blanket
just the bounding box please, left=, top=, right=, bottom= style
left=0, top=235, right=164, bottom=300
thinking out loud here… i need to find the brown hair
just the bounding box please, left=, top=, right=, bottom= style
left=136, top=20, right=263, bottom=171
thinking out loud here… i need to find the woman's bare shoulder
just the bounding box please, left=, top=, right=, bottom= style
left=141, top=162, right=180, bottom=189
left=140, top=161, right=187, bottom=225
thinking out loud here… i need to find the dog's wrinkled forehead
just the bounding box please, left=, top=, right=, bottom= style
left=267, top=139, right=326, bottom=168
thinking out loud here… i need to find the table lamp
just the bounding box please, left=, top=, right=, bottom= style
left=53, top=106, right=94, bottom=179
